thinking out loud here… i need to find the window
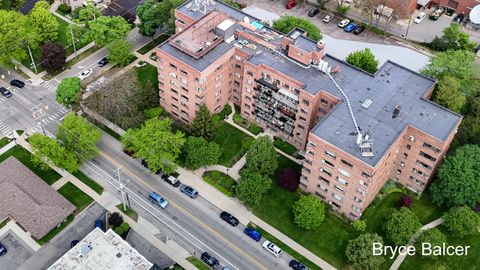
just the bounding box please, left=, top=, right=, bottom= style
left=304, top=159, right=312, bottom=165
left=415, top=160, right=433, bottom=170
left=299, top=116, right=307, bottom=123
left=235, top=55, right=242, bottom=61
left=403, top=153, right=409, bottom=158
left=181, top=95, right=189, bottom=101
left=307, top=141, right=316, bottom=147
left=319, top=176, right=330, bottom=184
left=317, top=184, right=328, bottom=192
left=332, top=193, right=343, bottom=202
left=357, top=188, right=366, bottom=196
left=422, top=142, right=441, bottom=154
left=302, top=99, right=310, bottom=106
left=300, top=108, right=308, bottom=114
left=246, top=70, right=253, bottom=76
left=406, top=144, right=411, bottom=150
left=325, top=150, right=336, bottom=159
left=320, top=168, right=332, bottom=177
left=334, top=185, right=345, bottom=193
left=419, top=151, right=437, bottom=162
left=354, top=196, right=362, bottom=203
left=169, top=63, right=177, bottom=70
left=410, top=176, right=425, bottom=187
left=340, top=159, right=353, bottom=168
left=352, top=205, right=361, bottom=213
left=315, top=192, right=326, bottom=200
left=320, top=98, right=329, bottom=105
left=306, top=150, right=314, bottom=156
left=168, top=72, right=177, bottom=78
left=177, top=19, right=185, bottom=24
left=400, top=161, right=405, bottom=167
left=323, top=159, right=334, bottom=167
left=359, top=180, right=368, bottom=187
left=338, top=168, right=351, bottom=178
left=303, top=168, right=311, bottom=174
left=171, top=89, right=178, bottom=95
left=181, top=69, right=188, bottom=76
left=397, top=169, right=402, bottom=174
left=361, top=171, right=371, bottom=178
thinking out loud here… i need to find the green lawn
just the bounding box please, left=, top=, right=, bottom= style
left=186, top=256, right=210, bottom=270
left=37, top=215, right=74, bottom=245
left=203, top=170, right=236, bottom=197
left=212, top=121, right=252, bottom=167
left=0, top=145, right=62, bottom=185
left=274, top=138, right=297, bottom=156
left=72, top=170, right=104, bottom=195
left=137, top=34, right=171, bottom=54
left=58, top=182, right=94, bottom=212
left=251, top=154, right=356, bottom=269
left=116, top=204, right=138, bottom=222
left=399, top=226, right=480, bottom=270
left=136, top=64, right=159, bottom=89
left=0, top=137, right=10, bottom=148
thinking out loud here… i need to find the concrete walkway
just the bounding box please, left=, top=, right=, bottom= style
left=14, top=134, right=197, bottom=270
left=0, top=221, right=41, bottom=252
left=389, top=217, right=444, bottom=270
left=0, top=140, right=15, bottom=155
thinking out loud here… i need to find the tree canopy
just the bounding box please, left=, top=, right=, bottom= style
left=346, top=233, right=385, bottom=269
left=245, top=136, right=278, bottom=176
left=56, top=77, right=82, bottom=106
left=136, top=0, right=162, bottom=37
left=292, top=194, right=325, bottom=230
left=123, top=118, right=185, bottom=174
left=236, top=169, right=272, bottom=206
left=107, top=39, right=132, bottom=66
left=29, top=133, right=79, bottom=173
left=28, top=0, right=59, bottom=43
left=384, top=207, right=421, bottom=245
left=78, top=3, right=101, bottom=22
left=84, top=16, right=130, bottom=47
left=272, top=16, right=322, bottom=41
left=443, top=206, right=480, bottom=238
left=57, top=113, right=102, bottom=160
left=0, top=10, right=31, bottom=66
left=433, top=75, right=466, bottom=113
left=346, top=48, right=379, bottom=74
left=415, top=228, right=447, bottom=260
left=429, top=23, right=476, bottom=52
left=430, top=144, right=480, bottom=208
left=183, top=136, right=221, bottom=169
left=41, top=42, right=67, bottom=72
left=421, top=50, right=479, bottom=97
left=191, top=104, right=215, bottom=140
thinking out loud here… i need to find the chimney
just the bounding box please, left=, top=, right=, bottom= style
left=392, top=105, right=401, bottom=119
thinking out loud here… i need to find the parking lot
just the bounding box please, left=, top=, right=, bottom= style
left=0, top=232, right=34, bottom=270
left=103, top=0, right=142, bottom=23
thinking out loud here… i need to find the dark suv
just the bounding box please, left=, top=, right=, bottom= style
left=0, top=87, right=12, bottom=98
left=220, top=211, right=239, bottom=226
left=10, top=79, right=25, bottom=88
left=201, top=252, right=219, bottom=268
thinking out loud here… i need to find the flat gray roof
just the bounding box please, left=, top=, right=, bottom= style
left=0, top=157, right=75, bottom=239
left=170, top=0, right=462, bottom=167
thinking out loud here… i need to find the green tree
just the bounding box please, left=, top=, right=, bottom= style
left=352, top=220, right=367, bottom=232
left=136, top=0, right=162, bottom=37
left=317, top=0, right=331, bottom=7
left=384, top=207, right=421, bottom=245
left=79, top=3, right=101, bottom=22
left=415, top=228, right=447, bottom=260
left=346, top=233, right=385, bottom=269
left=236, top=169, right=272, bottom=206
left=56, top=77, right=82, bottom=106
left=183, top=137, right=221, bottom=169
left=292, top=194, right=325, bottom=230
left=57, top=113, right=102, bottom=160
left=191, top=104, right=215, bottom=140
left=433, top=76, right=466, bottom=113
left=346, top=48, right=378, bottom=74
left=430, top=144, right=480, bottom=208
left=421, top=50, right=479, bottom=96
left=28, top=0, right=59, bottom=42
left=436, top=23, right=476, bottom=51
left=41, top=42, right=67, bottom=72
left=84, top=16, right=130, bottom=47
left=272, top=16, right=322, bottom=41
left=245, top=136, right=278, bottom=176
left=443, top=206, right=480, bottom=238
left=29, top=133, right=79, bottom=173
left=124, top=118, right=185, bottom=174
left=0, top=11, right=30, bottom=66
left=107, top=39, right=132, bottom=66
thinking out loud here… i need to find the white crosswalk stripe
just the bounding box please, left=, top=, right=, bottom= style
left=42, top=81, right=57, bottom=93
left=0, top=121, right=11, bottom=136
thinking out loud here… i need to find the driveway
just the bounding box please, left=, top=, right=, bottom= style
left=0, top=232, right=35, bottom=270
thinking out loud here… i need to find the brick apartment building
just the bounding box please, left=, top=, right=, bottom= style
left=155, top=0, right=462, bottom=218
left=382, top=0, right=480, bottom=18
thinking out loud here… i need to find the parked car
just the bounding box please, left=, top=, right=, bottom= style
left=149, top=52, right=157, bottom=61
left=414, top=12, right=427, bottom=23
left=70, top=240, right=80, bottom=248
left=201, top=252, right=220, bottom=268
left=220, top=211, right=239, bottom=226
left=78, top=69, right=93, bottom=80
left=243, top=227, right=261, bottom=242
left=453, top=13, right=464, bottom=22
left=10, top=79, right=25, bottom=88
left=289, top=260, right=308, bottom=270
left=429, top=7, right=445, bottom=20
left=180, top=184, right=198, bottom=199
left=353, top=25, right=365, bottom=35
left=445, top=7, right=455, bottom=16
left=98, top=57, right=108, bottom=67
left=149, top=191, right=169, bottom=208
left=344, top=22, right=358, bottom=32
left=94, top=219, right=103, bottom=230
left=338, top=19, right=350, bottom=28
left=135, top=61, right=148, bottom=68
left=308, top=8, right=319, bottom=17
left=322, top=13, right=334, bottom=23
left=162, top=174, right=181, bottom=187
left=262, top=240, right=283, bottom=257
left=0, top=87, right=12, bottom=98
left=0, top=243, right=7, bottom=256
left=286, top=0, right=296, bottom=9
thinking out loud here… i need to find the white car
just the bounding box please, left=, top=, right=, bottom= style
left=414, top=12, right=426, bottom=23
left=78, top=69, right=93, bottom=80
left=338, top=19, right=350, bottom=28
left=322, top=13, right=334, bottom=23
left=262, top=240, right=283, bottom=257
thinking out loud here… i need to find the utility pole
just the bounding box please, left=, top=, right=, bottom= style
left=27, top=44, right=38, bottom=74
left=115, top=167, right=130, bottom=211
left=69, top=24, right=77, bottom=58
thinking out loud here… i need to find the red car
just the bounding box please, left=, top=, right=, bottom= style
left=286, top=0, right=296, bottom=9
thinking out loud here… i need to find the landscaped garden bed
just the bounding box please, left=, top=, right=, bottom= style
left=202, top=170, right=236, bottom=197
left=273, top=138, right=297, bottom=156
left=233, top=112, right=264, bottom=135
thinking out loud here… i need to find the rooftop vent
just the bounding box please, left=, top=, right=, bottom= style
left=361, top=99, right=373, bottom=109
left=392, top=105, right=401, bottom=118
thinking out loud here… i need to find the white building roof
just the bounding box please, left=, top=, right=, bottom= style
left=48, top=228, right=153, bottom=270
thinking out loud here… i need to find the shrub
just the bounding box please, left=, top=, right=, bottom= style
left=57, top=3, right=72, bottom=14
left=247, top=123, right=263, bottom=135
left=143, top=107, right=164, bottom=118
left=443, top=206, right=480, bottom=238
left=415, top=228, right=447, bottom=260
left=346, top=233, right=385, bottom=269
left=397, top=195, right=413, bottom=208
left=114, top=222, right=130, bottom=236
left=352, top=220, right=367, bottom=232
left=108, top=212, right=124, bottom=228
left=277, top=168, right=300, bottom=192
left=336, top=5, right=349, bottom=14
left=384, top=208, right=421, bottom=245
left=381, top=180, right=403, bottom=194
left=292, top=195, right=325, bottom=230
left=273, top=138, right=297, bottom=155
